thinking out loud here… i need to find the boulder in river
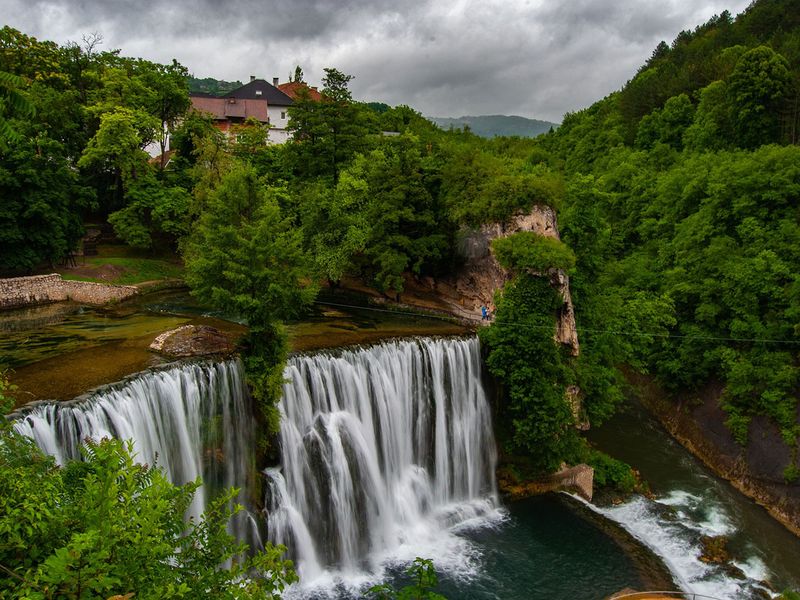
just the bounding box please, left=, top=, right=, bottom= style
left=149, top=325, right=237, bottom=357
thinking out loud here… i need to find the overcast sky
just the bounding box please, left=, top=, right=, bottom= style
left=2, top=0, right=752, bottom=122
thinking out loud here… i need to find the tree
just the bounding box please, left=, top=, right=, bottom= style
left=321, top=67, right=353, bottom=102
left=0, top=134, right=94, bottom=272
left=183, top=163, right=317, bottom=435
left=0, top=70, right=34, bottom=145
left=136, top=59, right=190, bottom=168
left=291, top=65, right=304, bottom=83
left=78, top=107, right=157, bottom=213
left=635, top=93, right=695, bottom=150
left=287, top=67, right=371, bottom=182
left=728, top=45, right=792, bottom=147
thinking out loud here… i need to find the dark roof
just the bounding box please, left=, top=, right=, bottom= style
left=225, top=79, right=294, bottom=106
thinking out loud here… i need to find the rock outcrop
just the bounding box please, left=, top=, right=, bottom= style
left=498, top=463, right=595, bottom=501
left=427, top=205, right=580, bottom=356
left=149, top=325, right=237, bottom=358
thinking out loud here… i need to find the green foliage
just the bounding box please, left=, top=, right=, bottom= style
left=183, top=162, right=317, bottom=328
left=188, top=76, right=243, bottom=95
left=0, top=69, right=34, bottom=145
left=0, top=134, right=94, bottom=271
left=546, top=35, right=800, bottom=446
left=635, top=94, right=695, bottom=150
left=728, top=45, right=792, bottom=148
left=783, top=463, right=800, bottom=484
left=585, top=450, right=637, bottom=494
left=367, top=558, right=447, bottom=600
left=183, top=162, right=316, bottom=447
left=0, top=368, right=16, bottom=417
left=0, top=435, right=297, bottom=599
left=479, top=274, right=581, bottom=473
left=441, top=144, right=564, bottom=227
left=492, top=231, right=576, bottom=273
left=286, top=67, right=373, bottom=182
left=61, top=256, right=184, bottom=285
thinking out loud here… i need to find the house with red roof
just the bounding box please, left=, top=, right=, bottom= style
left=277, top=80, right=323, bottom=102
left=189, top=93, right=269, bottom=134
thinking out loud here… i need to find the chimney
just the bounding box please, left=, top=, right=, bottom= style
left=273, top=77, right=279, bottom=86
left=250, top=75, right=255, bottom=82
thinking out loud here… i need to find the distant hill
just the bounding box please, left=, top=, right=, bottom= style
left=188, top=76, right=244, bottom=96
left=429, top=115, right=558, bottom=138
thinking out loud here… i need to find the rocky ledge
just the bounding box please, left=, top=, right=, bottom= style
left=149, top=325, right=237, bottom=358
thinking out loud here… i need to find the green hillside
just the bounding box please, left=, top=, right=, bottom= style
left=539, top=0, right=800, bottom=453
left=188, top=75, right=244, bottom=95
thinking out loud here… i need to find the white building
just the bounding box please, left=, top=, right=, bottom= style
left=226, top=76, right=294, bottom=144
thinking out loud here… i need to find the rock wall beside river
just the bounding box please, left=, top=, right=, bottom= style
left=0, top=273, right=138, bottom=309
left=630, top=373, right=800, bottom=536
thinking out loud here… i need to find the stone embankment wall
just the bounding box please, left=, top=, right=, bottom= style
left=0, top=274, right=138, bottom=310
left=633, top=373, right=800, bottom=536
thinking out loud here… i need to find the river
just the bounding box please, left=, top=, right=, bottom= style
left=4, top=296, right=799, bottom=598
left=587, top=397, right=800, bottom=598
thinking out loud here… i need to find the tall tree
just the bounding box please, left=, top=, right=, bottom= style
left=728, top=45, right=792, bottom=147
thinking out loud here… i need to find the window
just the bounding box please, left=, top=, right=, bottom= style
left=281, top=111, right=286, bottom=120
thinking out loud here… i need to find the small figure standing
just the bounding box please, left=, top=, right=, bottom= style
left=481, top=305, right=488, bottom=321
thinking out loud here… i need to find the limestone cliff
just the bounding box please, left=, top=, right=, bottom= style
left=427, top=204, right=579, bottom=356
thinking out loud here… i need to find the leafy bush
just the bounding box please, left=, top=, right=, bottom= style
left=586, top=450, right=637, bottom=494
left=784, top=464, right=800, bottom=484
left=0, top=432, right=297, bottom=599
left=480, top=274, right=581, bottom=473
left=492, top=231, right=576, bottom=273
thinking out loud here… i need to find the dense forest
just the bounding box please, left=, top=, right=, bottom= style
left=2, top=0, right=800, bottom=593
left=540, top=0, right=800, bottom=470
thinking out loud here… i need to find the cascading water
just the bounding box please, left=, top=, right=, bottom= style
left=12, top=359, right=260, bottom=546
left=266, top=336, right=502, bottom=590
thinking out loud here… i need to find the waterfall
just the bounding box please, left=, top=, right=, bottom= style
left=267, top=336, right=501, bottom=589
left=12, top=359, right=260, bottom=546
left=14, top=336, right=502, bottom=592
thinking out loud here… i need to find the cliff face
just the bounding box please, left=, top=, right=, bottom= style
left=429, top=204, right=580, bottom=356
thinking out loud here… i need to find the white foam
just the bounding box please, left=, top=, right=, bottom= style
left=574, top=493, right=775, bottom=599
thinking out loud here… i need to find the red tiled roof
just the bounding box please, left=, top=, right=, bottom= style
left=189, top=96, right=269, bottom=122
left=277, top=81, right=322, bottom=102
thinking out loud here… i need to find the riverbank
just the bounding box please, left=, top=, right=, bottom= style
left=625, top=372, right=800, bottom=538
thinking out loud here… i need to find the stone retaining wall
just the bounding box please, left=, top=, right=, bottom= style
left=0, top=274, right=138, bottom=310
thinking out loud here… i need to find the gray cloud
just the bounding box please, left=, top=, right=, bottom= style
left=2, top=0, right=751, bottom=122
